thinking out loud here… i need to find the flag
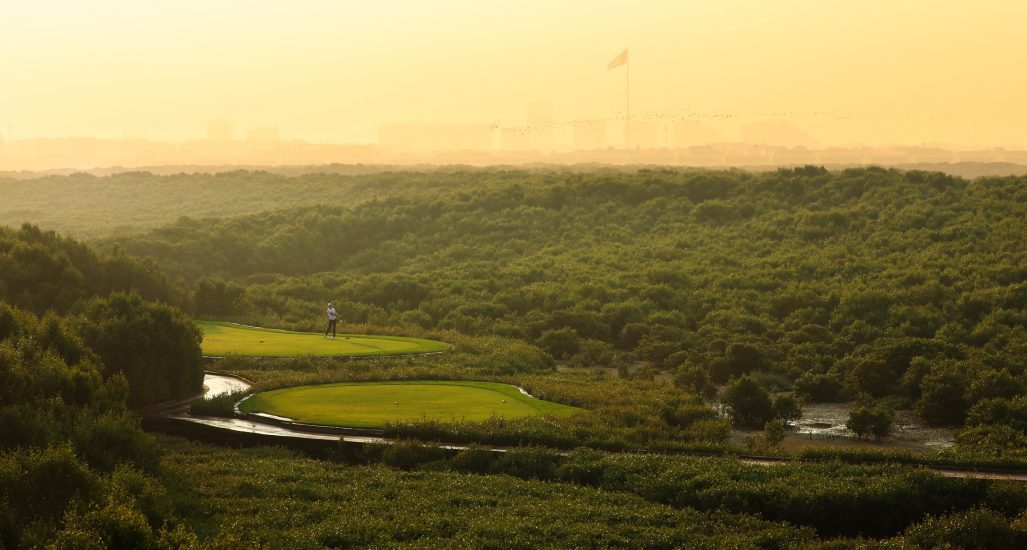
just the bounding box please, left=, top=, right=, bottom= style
left=607, top=49, right=628, bottom=70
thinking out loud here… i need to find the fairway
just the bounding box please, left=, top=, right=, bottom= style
left=238, top=381, right=583, bottom=428
left=197, top=321, right=449, bottom=357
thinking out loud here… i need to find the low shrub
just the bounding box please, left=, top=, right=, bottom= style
left=903, top=508, right=1016, bottom=550
left=188, top=390, right=249, bottom=418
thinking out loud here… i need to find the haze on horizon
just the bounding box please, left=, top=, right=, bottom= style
left=3, top=0, right=1026, bottom=150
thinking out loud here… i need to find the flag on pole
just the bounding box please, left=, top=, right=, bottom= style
left=607, top=49, right=628, bottom=70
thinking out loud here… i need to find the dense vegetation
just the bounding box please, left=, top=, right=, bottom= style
left=0, top=232, right=206, bottom=545
left=367, top=443, right=1027, bottom=539
left=0, top=226, right=203, bottom=406
left=161, top=437, right=816, bottom=548
left=109, top=167, right=1027, bottom=456
left=4, top=166, right=1027, bottom=546
left=0, top=304, right=189, bottom=547
left=0, top=224, right=180, bottom=312
left=0, top=169, right=498, bottom=238
left=162, top=436, right=1027, bottom=548
left=75, top=292, right=204, bottom=407
left=204, top=340, right=732, bottom=452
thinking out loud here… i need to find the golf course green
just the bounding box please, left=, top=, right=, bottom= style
left=197, top=321, right=450, bottom=357
left=238, top=381, right=583, bottom=428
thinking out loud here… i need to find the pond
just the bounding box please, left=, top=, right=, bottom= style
left=203, top=373, right=252, bottom=398
left=790, top=402, right=955, bottom=449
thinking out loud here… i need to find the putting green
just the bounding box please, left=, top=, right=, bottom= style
left=197, top=321, right=449, bottom=357
left=238, top=380, right=583, bottom=428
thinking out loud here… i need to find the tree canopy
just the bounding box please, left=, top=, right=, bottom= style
left=106, top=167, right=1026, bottom=436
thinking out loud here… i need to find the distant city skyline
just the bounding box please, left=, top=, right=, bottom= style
left=0, top=109, right=992, bottom=152
left=3, top=0, right=1027, bottom=155
left=4, top=131, right=1027, bottom=173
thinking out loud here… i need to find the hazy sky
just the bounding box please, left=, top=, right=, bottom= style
left=3, top=0, right=1026, bottom=147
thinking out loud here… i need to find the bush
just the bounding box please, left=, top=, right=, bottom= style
left=70, top=412, right=160, bottom=474
left=448, top=446, right=498, bottom=474
left=847, top=403, right=895, bottom=440
left=538, top=327, right=580, bottom=360
left=50, top=496, right=158, bottom=550
left=721, top=376, right=775, bottom=428
left=917, top=361, right=969, bottom=426
left=747, top=419, right=786, bottom=454
left=0, top=224, right=181, bottom=315
left=673, top=364, right=714, bottom=397
left=773, top=393, right=803, bottom=422
left=74, top=292, right=204, bottom=407
left=903, top=508, right=1015, bottom=550
left=966, top=397, right=1027, bottom=432
left=380, top=441, right=451, bottom=470
left=491, top=447, right=561, bottom=481
left=660, top=398, right=719, bottom=429
left=188, top=390, right=249, bottom=418
left=0, top=445, right=101, bottom=526
left=555, top=449, right=608, bottom=485
left=107, top=466, right=172, bottom=530
left=797, top=448, right=918, bottom=465
left=0, top=302, right=186, bottom=547
left=952, top=425, right=1027, bottom=461
left=711, top=343, right=770, bottom=382
left=795, top=372, right=846, bottom=402
left=1013, top=510, right=1027, bottom=549
left=192, top=278, right=245, bottom=316
left=692, top=200, right=736, bottom=224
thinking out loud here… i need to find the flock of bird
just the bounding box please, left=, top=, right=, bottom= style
left=489, top=109, right=951, bottom=135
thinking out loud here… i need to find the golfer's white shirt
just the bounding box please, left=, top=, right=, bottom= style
left=327, top=307, right=337, bottom=321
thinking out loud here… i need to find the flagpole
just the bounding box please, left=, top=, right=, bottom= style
left=625, top=51, right=630, bottom=149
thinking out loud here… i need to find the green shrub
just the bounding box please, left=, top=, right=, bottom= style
left=795, top=372, right=846, bottom=402
left=448, top=446, right=498, bottom=474
left=0, top=445, right=101, bottom=544
left=773, top=393, right=803, bottom=422
left=74, top=292, right=203, bottom=407
left=380, top=441, right=451, bottom=470
left=188, top=390, right=249, bottom=418
left=0, top=224, right=181, bottom=315
left=917, top=360, right=970, bottom=425
left=491, top=447, right=561, bottom=481
left=847, top=403, right=895, bottom=440
left=71, top=412, right=160, bottom=474
left=967, top=396, right=1027, bottom=432
left=722, top=375, right=775, bottom=428
left=50, top=496, right=158, bottom=550
left=0, top=302, right=193, bottom=547
left=747, top=418, right=786, bottom=454
left=903, top=508, right=1015, bottom=550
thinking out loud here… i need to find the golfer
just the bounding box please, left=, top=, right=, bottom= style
left=325, top=302, right=338, bottom=339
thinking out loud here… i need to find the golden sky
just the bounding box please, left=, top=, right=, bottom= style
left=3, top=0, right=1026, bottom=148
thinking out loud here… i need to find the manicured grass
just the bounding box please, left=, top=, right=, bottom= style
left=238, top=380, right=583, bottom=428
left=197, top=321, right=449, bottom=357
